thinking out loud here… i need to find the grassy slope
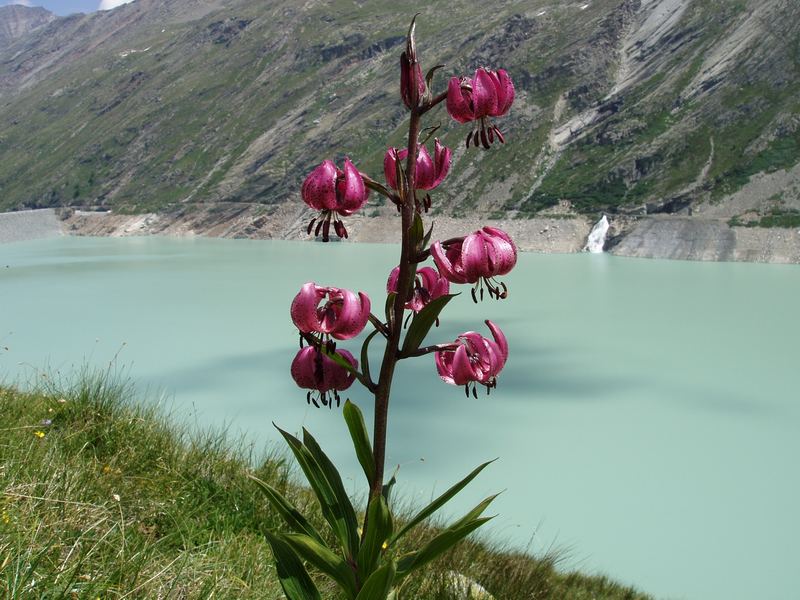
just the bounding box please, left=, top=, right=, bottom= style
left=0, top=374, right=651, bottom=599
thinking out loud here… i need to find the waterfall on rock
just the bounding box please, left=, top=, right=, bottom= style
left=585, top=215, right=610, bottom=253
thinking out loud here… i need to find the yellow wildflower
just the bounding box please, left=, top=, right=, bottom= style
left=33, top=430, right=45, bottom=439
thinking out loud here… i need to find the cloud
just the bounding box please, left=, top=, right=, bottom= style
left=7, top=1, right=34, bottom=6
left=98, top=0, right=134, bottom=10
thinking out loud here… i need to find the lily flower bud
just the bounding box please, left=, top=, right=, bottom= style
left=400, top=51, right=425, bottom=110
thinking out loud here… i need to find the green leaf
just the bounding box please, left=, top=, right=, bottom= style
left=320, top=345, right=358, bottom=376
left=424, top=65, right=445, bottom=95
left=357, top=495, right=394, bottom=578
left=249, top=475, right=324, bottom=544
left=400, top=294, right=457, bottom=355
left=450, top=493, right=501, bottom=530
left=355, top=560, right=397, bottom=600
left=284, top=533, right=358, bottom=598
left=276, top=426, right=360, bottom=560
left=385, top=292, right=397, bottom=326
left=410, top=213, right=424, bottom=251
left=393, top=151, right=407, bottom=198
left=343, top=399, right=375, bottom=486
left=396, top=517, right=494, bottom=578
left=418, top=124, right=441, bottom=149
left=391, top=459, right=494, bottom=544
left=382, top=474, right=397, bottom=504
left=422, top=220, right=435, bottom=250
left=264, top=531, right=322, bottom=600
left=302, top=428, right=361, bottom=559
left=360, top=330, right=380, bottom=389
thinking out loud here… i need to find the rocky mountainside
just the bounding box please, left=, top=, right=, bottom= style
left=0, top=5, right=55, bottom=50
left=0, top=0, right=798, bottom=233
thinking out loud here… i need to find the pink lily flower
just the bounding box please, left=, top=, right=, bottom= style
left=291, top=282, right=371, bottom=340
left=301, top=158, right=370, bottom=241
left=431, top=226, right=517, bottom=301
left=291, top=346, right=357, bottom=408
left=446, top=68, right=514, bottom=149
left=383, top=139, right=452, bottom=192
left=400, top=51, right=425, bottom=110
left=435, top=320, right=508, bottom=396
left=386, top=265, right=450, bottom=313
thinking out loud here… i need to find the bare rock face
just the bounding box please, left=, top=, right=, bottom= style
left=0, top=5, right=55, bottom=49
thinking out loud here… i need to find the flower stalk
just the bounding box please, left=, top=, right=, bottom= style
left=260, top=15, right=520, bottom=599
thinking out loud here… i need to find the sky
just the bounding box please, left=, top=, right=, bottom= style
left=1, top=0, right=134, bottom=14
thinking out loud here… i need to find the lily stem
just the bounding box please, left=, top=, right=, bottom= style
left=369, top=62, right=423, bottom=503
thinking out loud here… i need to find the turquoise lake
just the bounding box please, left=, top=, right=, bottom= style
left=1, top=235, right=799, bottom=600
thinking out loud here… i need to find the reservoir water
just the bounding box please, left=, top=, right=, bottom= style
left=1, top=236, right=799, bottom=600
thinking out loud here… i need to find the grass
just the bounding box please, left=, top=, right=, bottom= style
left=0, top=371, right=652, bottom=599
left=729, top=208, right=800, bottom=229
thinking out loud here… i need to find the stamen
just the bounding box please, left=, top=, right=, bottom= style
left=306, top=218, right=316, bottom=235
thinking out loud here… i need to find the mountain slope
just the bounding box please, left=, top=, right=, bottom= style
left=0, top=5, right=55, bottom=50
left=0, top=0, right=798, bottom=227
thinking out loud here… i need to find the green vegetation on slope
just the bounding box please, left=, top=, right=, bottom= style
left=0, top=373, right=651, bottom=599
left=1, top=0, right=797, bottom=218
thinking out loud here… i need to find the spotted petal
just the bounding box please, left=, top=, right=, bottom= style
left=291, top=282, right=326, bottom=333
left=302, top=160, right=338, bottom=211
left=337, top=158, right=369, bottom=215
left=472, top=68, right=498, bottom=119
left=446, top=76, right=474, bottom=124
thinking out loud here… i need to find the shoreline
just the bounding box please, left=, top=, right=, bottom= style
left=2, top=206, right=800, bottom=264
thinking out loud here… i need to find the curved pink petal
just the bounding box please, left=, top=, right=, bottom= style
left=485, top=320, right=508, bottom=362
left=383, top=149, right=399, bottom=190
left=301, top=160, right=338, bottom=211
left=472, top=68, right=498, bottom=119
left=492, top=69, right=515, bottom=116
left=337, top=158, right=368, bottom=213
left=431, top=240, right=468, bottom=284
left=435, top=350, right=456, bottom=385
left=426, top=138, right=452, bottom=190
left=446, top=76, right=474, bottom=124
left=415, top=145, right=434, bottom=190
left=386, top=266, right=400, bottom=293
left=290, top=347, right=320, bottom=389
left=459, top=231, right=489, bottom=283
left=290, top=282, right=325, bottom=333
left=417, top=267, right=439, bottom=293
left=327, top=349, right=357, bottom=390
left=483, top=227, right=517, bottom=275
left=450, top=344, right=476, bottom=386
left=331, top=291, right=370, bottom=340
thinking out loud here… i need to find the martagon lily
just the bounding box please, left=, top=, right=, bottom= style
left=290, top=282, right=371, bottom=340
left=447, top=67, right=515, bottom=148
left=431, top=226, right=517, bottom=301
left=386, top=265, right=450, bottom=313
left=301, top=158, right=370, bottom=241
left=435, top=320, right=509, bottom=397
left=290, top=346, right=357, bottom=408
left=384, top=139, right=452, bottom=192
